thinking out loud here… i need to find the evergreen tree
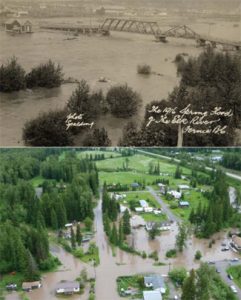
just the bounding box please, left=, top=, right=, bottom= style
left=176, top=222, right=189, bottom=252
left=118, top=220, right=124, bottom=246
left=51, top=208, right=58, bottom=230
left=123, top=210, right=131, bottom=235
left=76, top=224, right=82, bottom=246
left=181, top=269, right=196, bottom=300
left=110, top=224, right=118, bottom=245
left=71, top=227, right=76, bottom=249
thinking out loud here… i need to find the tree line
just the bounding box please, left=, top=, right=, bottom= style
left=0, top=150, right=99, bottom=281
left=0, top=57, right=63, bottom=92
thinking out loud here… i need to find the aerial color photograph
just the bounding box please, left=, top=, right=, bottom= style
left=0, top=0, right=240, bottom=147
left=0, top=148, right=240, bottom=300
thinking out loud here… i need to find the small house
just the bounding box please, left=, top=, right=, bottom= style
left=131, top=182, right=140, bottom=188
left=55, top=281, right=80, bottom=295
left=22, top=281, right=41, bottom=292
left=144, top=207, right=153, bottom=213
left=6, top=283, right=17, bottom=291
left=178, top=185, right=190, bottom=190
left=135, top=207, right=144, bottom=212
left=5, top=19, right=32, bottom=33
left=167, top=190, right=182, bottom=199
left=179, top=201, right=190, bottom=208
left=143, top=290, right=162, bottom=300
left=65, top=223, right=73, bottom=228
left=144, top=274, right=166, bottom=294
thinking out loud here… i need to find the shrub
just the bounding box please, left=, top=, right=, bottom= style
left=39, top=255, right=61, bottom=271
left=23, top=109, right=73, bottom=146
left=26, top=60, right=63, bottom=88
left=82, top=128, right=111, bottom=146
left=73, top=248, right=84, bottom=258
left=106, top=84, right=142, bottom=118
left=137, top=64, right=151, bottom=75
left=194, top=250, right=202, bottom=260
left=166, top=249, right=177, bottom=258
left=169, top=267, right=187, bottom=286
left=0, top=57, right=26, bottom=92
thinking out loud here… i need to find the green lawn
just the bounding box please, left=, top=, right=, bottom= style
left=123, top=192, right=161, bottom=208
left=0, top=272, right=25, bottom=291
left=96, top=154, right=192, bottom=175
left=163, top=189, right=209, bottom=220
left=99, top=171, right=161, bottom=186
left=117, top=275, right=143, bottom=298
left=30, top=176, right=45, bottom=187
left=227, top=265, right=241, bottom=288
left=120, top=192, right=168, bottom=222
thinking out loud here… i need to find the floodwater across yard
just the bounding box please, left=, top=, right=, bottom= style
left=0, top=17, right=240, bottom=146
left=5, top=191, right=237, bottom=300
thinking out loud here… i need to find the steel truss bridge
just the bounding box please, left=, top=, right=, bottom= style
left=101, top=18, right=241, bottom=51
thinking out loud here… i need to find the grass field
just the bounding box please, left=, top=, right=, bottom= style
left=30, top=176, right=45, bottom=187
left=96, top=154, right=192, bottom=175
left=227, top=265, right=241, bottom=288
left=99, top=171, right=163, bottom=186
left=162, top=189, right=209, bottom=220
left=120, top=192, right=167, bottom=222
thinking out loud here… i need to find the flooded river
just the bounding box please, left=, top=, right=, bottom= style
left=0, top=17, right=240, bottom=146
left=4, top=190, right=239, bottom=300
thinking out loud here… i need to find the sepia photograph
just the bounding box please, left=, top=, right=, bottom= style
left=0, top=147, right=241, bottom=300
left=0, top=0, right=240, bottom=147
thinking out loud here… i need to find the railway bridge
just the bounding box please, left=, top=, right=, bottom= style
left=101, top=18, right=241, bottom=51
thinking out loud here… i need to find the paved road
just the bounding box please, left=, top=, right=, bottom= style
left=147, top=186, right=181, bottom=223
left=136, top=149, right=241, bottom=182
left=213, top=260, right=241, bottom=299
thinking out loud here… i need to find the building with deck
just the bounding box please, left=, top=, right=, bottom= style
left=5, top=19, right=32, bottom=33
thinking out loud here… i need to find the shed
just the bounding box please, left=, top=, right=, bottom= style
left=179, top=201, right=190, bottom=208
left=143, top=290, right=162, bottom=300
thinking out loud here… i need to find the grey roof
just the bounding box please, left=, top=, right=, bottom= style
left=144, top=275, right=165, bottom=290
left=56, top=281, right=79, bottom=290
left=143, top=290, right=162, bottom=300
left=35, top=187, right=43, bottom=199
left=5, top=19, right=32, bottom=25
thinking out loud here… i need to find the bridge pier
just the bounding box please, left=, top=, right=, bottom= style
left=155, top=34, right=167, bottom=43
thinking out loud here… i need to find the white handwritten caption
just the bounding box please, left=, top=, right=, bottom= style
left=66, top=113, right=94, bottom=130
left=146, top=104, right=233, bottom=134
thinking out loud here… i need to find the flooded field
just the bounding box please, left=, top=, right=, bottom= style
left=0, top=17, right=240, bottom=146
left=5, top=192, right=239, bottom=300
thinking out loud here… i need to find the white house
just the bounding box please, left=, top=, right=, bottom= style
left=167, top=190, right=182, bottom=199
left=178, top=184, right=190, bottom=190
left=120, top=205, right=129, bottom=213
left=143, top=290, right=162, bottom=300
left=144, top=207, right=154, bottom=213
left=55, top=281, right=80, bottom=295
left=135, top=207, right=144, bottom=212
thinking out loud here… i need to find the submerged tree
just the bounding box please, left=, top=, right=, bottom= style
left=106, top=84, right=142, bottom=118
left=0, top=57, right=26, bottom=92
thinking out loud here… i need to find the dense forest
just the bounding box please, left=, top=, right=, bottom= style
left=0, top=149, right=98, bottom=281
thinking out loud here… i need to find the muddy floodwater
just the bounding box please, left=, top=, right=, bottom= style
left=0, top=17, right=240, bottom=146
left=5, top=192, right=239, bottom=300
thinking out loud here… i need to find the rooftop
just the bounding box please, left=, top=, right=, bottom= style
left=56, top=281, right=79, bottom=290
left=143, top=290, right=162, bottom=300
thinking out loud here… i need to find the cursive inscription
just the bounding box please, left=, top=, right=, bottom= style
left=66, top=113, right=94, bottom=130
left=146, top=104, right=233, bottom=135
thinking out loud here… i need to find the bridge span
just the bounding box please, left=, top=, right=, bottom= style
left=41, top=18, right=241, bottom=51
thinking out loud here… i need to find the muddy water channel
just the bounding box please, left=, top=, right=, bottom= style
left=5, top=190, right=239, bottom=300
left=0, top=17, right=240, bottom=146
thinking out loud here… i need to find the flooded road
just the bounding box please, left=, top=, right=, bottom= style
left=4, top=189, right=240, bottom=300
left=0, top=17, right=240, bottom=146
